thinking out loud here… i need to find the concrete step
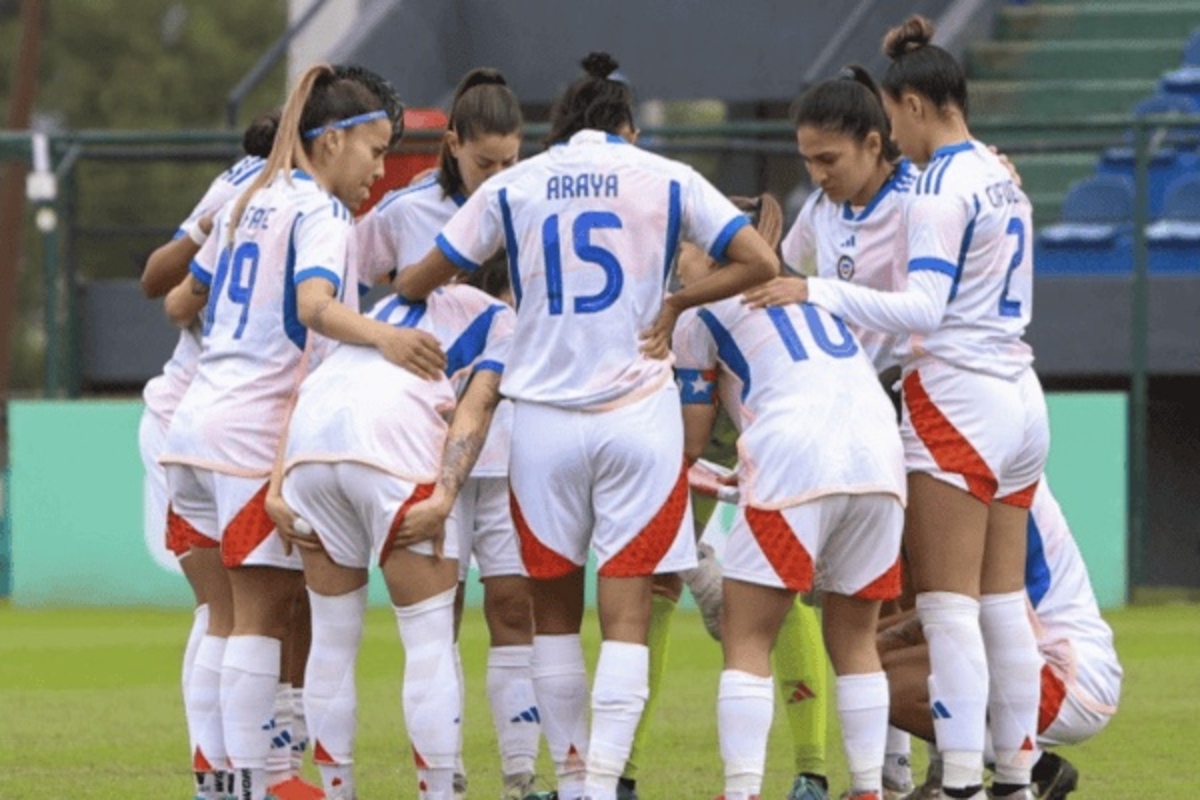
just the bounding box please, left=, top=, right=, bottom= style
left=971, top=78, right=1159, bottom=118
left=995, top=3, right=1200, bottom=41
left=968, top=39, right=1186, bottom=81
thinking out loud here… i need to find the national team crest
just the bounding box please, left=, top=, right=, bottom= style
left=837, top=255, right=855, bottom=280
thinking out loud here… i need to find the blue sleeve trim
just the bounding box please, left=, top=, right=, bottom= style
left=436, top=232, right=481, bottom=273
left=663, top=180, right=682, bottom=282
left=709, top=215, right=751, bottom=263
left=295, top=266, right=342, bottom=293
left=474, top=359, right=504, bottom=375
left=172, top=228, right=187, bottom=241
left=189, top=260, right=213, bottom=287
left=908, top=257, right=957, bottom=279
left=500, top=188, right=523, bottom=308
left=675, top=367, right=717, bottom=404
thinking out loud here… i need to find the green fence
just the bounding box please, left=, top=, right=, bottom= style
left=5, top=394, right=1127, bottom=609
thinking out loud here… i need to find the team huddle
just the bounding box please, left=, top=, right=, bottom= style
left=137, top=14, right=1121, bottom=800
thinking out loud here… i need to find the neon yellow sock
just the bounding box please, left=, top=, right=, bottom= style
left=622, top=592, right=678, bottom=781
left=773, top=595, right=828, bottom=777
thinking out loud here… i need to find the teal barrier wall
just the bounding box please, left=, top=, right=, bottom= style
left=8, top=394, right=1128, bottom=608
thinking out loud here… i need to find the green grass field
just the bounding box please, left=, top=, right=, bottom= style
left=1, top=603, right=1196, bottom=799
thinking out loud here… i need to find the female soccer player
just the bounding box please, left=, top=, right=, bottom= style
left=277, top=259, right=516, bottom=800
left=145, top=111, right=323, bottom=800
left=397, top=51, right=779, bottom=800
left=160, top=63, right=435, bottom=800
left=355, top=68, right=538, bottom=800
left=769, top=18, right=1051, bottom=800
left=878, top=480, right=1121, bottom=800
left=673, top=195, right=905, bottom=800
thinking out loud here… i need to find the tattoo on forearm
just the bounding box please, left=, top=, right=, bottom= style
left=439, top=429, right=486, bottom=495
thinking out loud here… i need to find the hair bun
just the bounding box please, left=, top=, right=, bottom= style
left=883, top=15, right=935, bottom=59
left=581, top=52, right=620, bottom=80
left=458, top=67, right=508, bottom=95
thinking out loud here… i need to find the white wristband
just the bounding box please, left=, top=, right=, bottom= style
left=187, top=224, right=209, bottom=247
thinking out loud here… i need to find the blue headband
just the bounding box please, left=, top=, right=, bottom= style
left=302, top=109, right=389, bottom=140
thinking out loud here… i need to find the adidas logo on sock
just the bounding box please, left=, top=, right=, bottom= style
left=932, top=701, right=953, bottom=720
left=510, top=705, right=541, bottom=723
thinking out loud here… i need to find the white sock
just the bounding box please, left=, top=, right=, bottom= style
left=189, top=635, right=228, bottom=777
left=183, top=604, right=210, bottom=699
left=836, top=672, right=889, bottom=793
left=265, top=682, right=294, bottom=784
left=288, top=685, right=308, bottom=774
left=980, top=591, right=1041, bottom=787
left=395, top=589, right=459, bottom=799
left=454, top=642, right=466, bottom=781
left=584, top=641, right=650, bottom=800
left=221, top=634, right=282, bottom=800
left=488, top=644, right=540, bottom=778
left=718, top=669, right=773, bottom=800
left=306, top=587, right=366, bottom=796
left=531, top=634, right=589, bottom=799
left=884, top=726, right=913, bottom=788
left=916, top=592, right=986, bottom=791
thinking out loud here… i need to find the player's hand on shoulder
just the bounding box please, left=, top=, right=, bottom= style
left=741, top=276, right=808, bottom=309
left=377, top=327, right=447, bottom=380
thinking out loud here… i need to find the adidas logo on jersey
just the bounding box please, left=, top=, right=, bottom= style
left=511, top=705, right=541, bottom=724
left=840, top=234, right=856, bottom=249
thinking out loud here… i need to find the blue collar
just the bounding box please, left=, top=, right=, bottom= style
left=931, top=140, right=974, bottom=161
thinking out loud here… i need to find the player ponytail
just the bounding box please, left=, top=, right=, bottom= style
left=793, top=65, right=901, bottom=164
left=438, top=68, right=523, bottom=197
left=731, top=194, right=783, bottom=252
left=545, top=51, right=635, bottom=146
left=462, top=248, right=512, bottom=300
left=880, top=15, right=968, bottom=116
left=229, top=63, right=405, bottom=240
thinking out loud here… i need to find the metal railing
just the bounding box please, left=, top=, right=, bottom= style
left=3, top=113, right=1199, bottom=599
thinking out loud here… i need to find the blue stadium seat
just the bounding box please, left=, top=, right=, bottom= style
left=1148, top=173, right=1200, bottom=273
left=1036, top=175, right=1135, bottom=274
left=1182, top=27, right=1200, bottom=66
left=1096, top=143, right=1200, bottom=218
left=1161, top=66, right=1200, bottom=112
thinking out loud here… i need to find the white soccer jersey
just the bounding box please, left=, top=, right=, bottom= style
left=1027, top=482, right=1122, bottom=711
left=781, top=160, right=917, bottom=374
left=435, top=129, right=750, bottom=410
left=355, top=171, right=465, bottom=289
left=673, top=298, right=905, bottom=508
left=143, top=157, right=267, bottom=426
left=161, top=170, right=356, bottom=477
left=284, top=283, right=515, bottom=482
left=807, top=141, right=1035, bottom=380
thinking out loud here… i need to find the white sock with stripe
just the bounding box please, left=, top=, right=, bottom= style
left=584, top=641, right=650, bottom=799
left=981, top=591, right=1041, bottom=788
left=488, top=644, right=540, bottom=778
left=221, top=634, right=282, bottom=800
left=305, top=586, right=366, bottom=797
left=531, top=634, right=589, bottom=799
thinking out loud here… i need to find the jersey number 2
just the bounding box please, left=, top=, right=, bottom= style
left=998, top=217, right=1024, bottom=318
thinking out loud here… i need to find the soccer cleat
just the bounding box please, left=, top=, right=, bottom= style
left=501, top=772, right=537, bottom=800
left=616, top=780, right=640, bottom=800
left=787, top=774, right=830, bottom=800
left=268, top=775, right=327, bottom=800
left=681, top=542, right=723, bottom=640
left=1031, top=752, right=1079, bottom=800
left=884, top=774, right=915, bottom=800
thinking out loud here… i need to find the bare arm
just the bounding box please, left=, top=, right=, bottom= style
left=296, top=277, right=447, bottom=380
left=393, top=246, right=465, bottom=301
left=682, top=403, right=718, bottom=465
left=164, top=273, right=209, bottom=328
left=641, top=226, right=780, bottom=359
left=142, top=215, right=213, bottom=298
left=389, top=369, right=503, bottom=554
